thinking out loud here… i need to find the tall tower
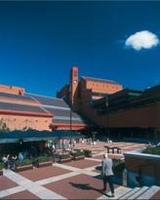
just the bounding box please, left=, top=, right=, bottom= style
left=69, top=66, right=78, bottom=109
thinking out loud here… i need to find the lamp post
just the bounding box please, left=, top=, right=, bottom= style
left=105, top=96, right=110, bottom=139
left=70, top=108, right=72, bottom=131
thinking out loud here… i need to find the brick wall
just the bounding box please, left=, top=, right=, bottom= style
left=0, top=114, right=52, bottom=131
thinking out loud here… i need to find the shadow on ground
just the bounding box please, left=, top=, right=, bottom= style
left=69, top=182, right=112, bottom=198
left=94, top=174, right=122, bottom=185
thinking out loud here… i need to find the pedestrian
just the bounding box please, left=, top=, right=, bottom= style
left=18, top=152, right=24, bottom=164
left=2, top=154, right=9, bottom=169
left=10, top=155, right=17, bottom=171
left=101, top=153, right=115, bottom=197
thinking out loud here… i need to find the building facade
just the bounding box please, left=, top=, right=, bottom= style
left=0, top=66, right=159, bottom=135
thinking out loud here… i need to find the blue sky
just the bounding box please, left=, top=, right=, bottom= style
left=0, top=1, right=160, bottom=96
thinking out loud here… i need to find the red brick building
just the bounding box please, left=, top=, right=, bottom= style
left=0, top=66, right=159, bottom=136
left=57, top=66, right=160, bottom=137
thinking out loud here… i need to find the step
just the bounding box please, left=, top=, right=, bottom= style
left=97, top=186, right=132, bottom=200
left=107, top=186, right=132, bottom=200
left=137, top=186, right=160, bottom=200
left=128, top=186, right=149, bottom=199
left=119, top=187, right=140, bottom=199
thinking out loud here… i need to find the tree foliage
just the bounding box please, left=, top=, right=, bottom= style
left=0, top=118, right=10, bottom=132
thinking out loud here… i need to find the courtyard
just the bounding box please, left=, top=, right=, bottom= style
left=1, top=141, right=160, bottom=199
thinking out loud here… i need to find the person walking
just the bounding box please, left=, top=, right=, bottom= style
left=101, top=153, right=115, bottom=197
left=2, top=154, right=9, bottom=169
left=18, top=152, right=24, bottom=165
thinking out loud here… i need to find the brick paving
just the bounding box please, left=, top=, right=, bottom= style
left=4, top=190, right=39, bottom=199
left=64, top=159, right=99, bottom=169
left=76, top=141, right=146, bottom=155
left=0, top=176, right=18, bottom=191
left=44, top=174, right=104, bottom=200
left=0, top=141, right=159, bottom=199
left=20, top=166, right=71, bottom=181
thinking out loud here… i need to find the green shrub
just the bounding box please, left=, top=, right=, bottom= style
left=59, top=153, right=70, bottom=160
left=38, top=156, right=52, bottom=163
left=83, top=149, right=92, bottom=157
left=0, top=162, right=3, bottom=170
left=71, top=150, right=84, bottom=157
left=143, top=146, right=160, bottom=155
left=16, top=158, right=32, bottom=166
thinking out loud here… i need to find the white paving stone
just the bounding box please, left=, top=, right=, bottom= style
left=53, top=163, right=80, bottom=172
left=119, top=187, right=140, bottom=199
left=53, top=162, right=99, bottom=177
left=97, top=186, right=132, bottom=200
left=92, top=151, right=105, bottom=157
left=37, top=171, right=80, bottom=185
left=85, top=157, right=101, bottom=162
left=4, top=186, right=25, bottom=195
left=0, top=186, right=25, bottom=198
left=128, top=186, right=149, bottom=199
left=4, top=169, right=66, bottom=199
left=0, top=190, right=11, bottom=198
left=137, top=185, right=160, bottom=200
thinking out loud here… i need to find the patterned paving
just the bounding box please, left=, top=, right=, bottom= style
left=0, top=176, right=18, bottom=191
left=20, top=166, right=71, bottom=181
left=44, top=174, right=104, bottom=200
left=64, top=159, right=100, bottom=169
left=0, top=141, right=159, bottom=199
left=4, top=190, right=39, bottom=199
left=76, top=141, right=146, bottom=155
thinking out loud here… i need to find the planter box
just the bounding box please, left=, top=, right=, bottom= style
left=74, top=155, right=85, bottom=160
left=0, top=170, right=3, bottom=176
left=124, top=151, right=160, bottom=187
left=16, top=164, right=33, bottom=172
left=58, top=158, right=72, bottom=163
left=39, top=161, right=52, bottom=168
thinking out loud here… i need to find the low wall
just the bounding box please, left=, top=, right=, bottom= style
left=124, top=151, right=160, bottom=187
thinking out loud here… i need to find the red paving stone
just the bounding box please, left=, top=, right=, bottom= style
left=44, top=174, right=112, bottom=199
left=64, top=159, right=99, bottom=169
left=94, top=155, right=104, bottom=160
left=94, top=154, right=124, bottom=160
left=151, top=190, right=160, bottom=199
left=4, top=190, right=39, bottom=199
left=0, top=176, right=18, bottom=191
left=20, top=166, right=71, bottom=181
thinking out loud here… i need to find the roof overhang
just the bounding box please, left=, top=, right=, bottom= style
left=0, top=130, right=85, bottom=144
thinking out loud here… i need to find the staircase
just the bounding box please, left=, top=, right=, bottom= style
left=98, top=185, right=160, bottom=199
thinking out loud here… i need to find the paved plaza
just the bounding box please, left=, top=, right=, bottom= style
left=0, top=142, right=159, bottom=199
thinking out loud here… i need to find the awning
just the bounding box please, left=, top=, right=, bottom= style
left=0, top=130, right=85, bottom=144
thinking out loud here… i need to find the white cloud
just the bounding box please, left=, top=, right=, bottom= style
left=125, top=30, right=159, bottom=50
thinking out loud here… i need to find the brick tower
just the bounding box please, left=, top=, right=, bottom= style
left=69, top=66, right=79, bottom=109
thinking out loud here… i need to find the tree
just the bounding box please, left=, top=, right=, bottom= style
left=0, top=118, right=10, bottom=132
left=154, top=128, right=160, bottom=145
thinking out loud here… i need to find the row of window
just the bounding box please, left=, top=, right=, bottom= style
left=87, top=82, right=120, bottom=90
left=1, top=118, right=48, bottom=123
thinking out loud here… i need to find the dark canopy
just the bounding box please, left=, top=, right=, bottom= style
left=0, top=130, right=85, bottom=144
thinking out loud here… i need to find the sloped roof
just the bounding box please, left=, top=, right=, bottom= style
left=0, top=92, right=51, bottom=117
left=26, top=93, right=69, bottom=107
left=0, top=91, right=89, bottom=126
left=27, top=93, right=86, bottom=124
